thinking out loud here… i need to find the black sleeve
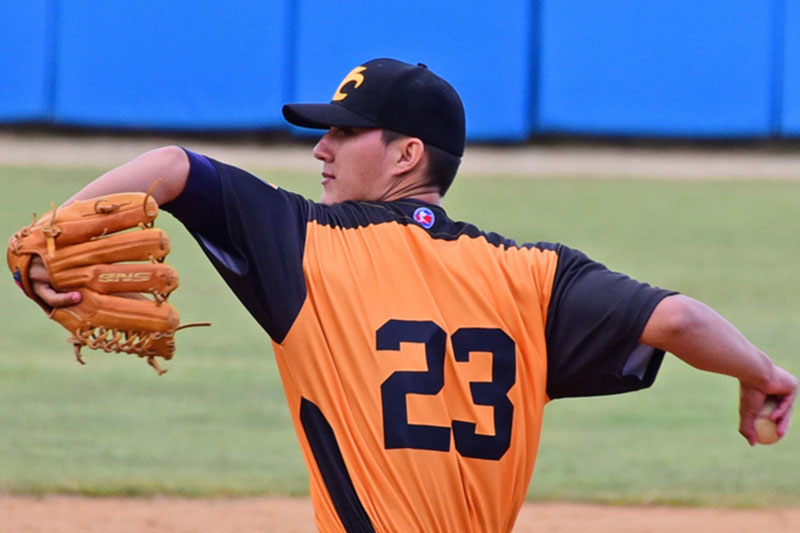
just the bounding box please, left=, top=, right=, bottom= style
left=544, top=244, right=677, bottom=399
left=161, top=149, right=310, bottom=343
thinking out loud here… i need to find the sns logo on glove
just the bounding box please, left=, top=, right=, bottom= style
left=98, top=272, right=152, bottom=283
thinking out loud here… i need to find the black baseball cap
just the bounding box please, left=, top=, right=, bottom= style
left=282, top=58, right=465, bottom=157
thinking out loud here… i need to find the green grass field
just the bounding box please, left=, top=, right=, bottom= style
left=1, top=164, right=798, bottom=507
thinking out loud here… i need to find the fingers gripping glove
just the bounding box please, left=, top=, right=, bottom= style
left=7, top=191, right=203, bottom=375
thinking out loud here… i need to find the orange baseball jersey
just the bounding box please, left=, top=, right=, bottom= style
left=163, top=150, right=674, bottom=532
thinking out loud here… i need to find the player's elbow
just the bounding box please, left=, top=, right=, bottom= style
left=144, top=146, right=190, bottom=204
left=152, top=145, right=190, bottom=179
left=153, top=144, right=186, bottom=161
left=640, top=294, right=707, bottom=348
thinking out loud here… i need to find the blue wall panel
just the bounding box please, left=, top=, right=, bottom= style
left=538, top=0, right=777, bottom=137
left=0, top=1, right=54, bottom=121
left=781, top=0, right=800, bottom=134
left=53, top=1, right=289, bottom=129
left=291, top=0, right=535, bottom=141
left=3, top=2, right=797, bottom=140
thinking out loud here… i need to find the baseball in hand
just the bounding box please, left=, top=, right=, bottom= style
left=754, top=399, right=780, bottom=445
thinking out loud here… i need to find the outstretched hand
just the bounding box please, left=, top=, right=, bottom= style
left=739, top=365, right=797, bottom=445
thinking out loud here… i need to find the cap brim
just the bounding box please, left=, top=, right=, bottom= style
left=282, top=103, right=380, bottom=129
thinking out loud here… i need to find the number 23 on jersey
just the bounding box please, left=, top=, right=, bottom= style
left=377, top=319, right=516, bottom=461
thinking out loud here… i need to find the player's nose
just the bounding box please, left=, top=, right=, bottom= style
left=313, top=130, right=334, bottom=162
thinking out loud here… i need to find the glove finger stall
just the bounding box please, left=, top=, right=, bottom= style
left=52, top=290, right=180, bottom=359
left=37, top=193, right=158, bottom=246
left=44, top=228, right=169, bottom=272
left=50, top=263, right=179, bottom=295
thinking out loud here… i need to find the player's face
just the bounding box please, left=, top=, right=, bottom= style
left=312, top=127, right=397, bottom=205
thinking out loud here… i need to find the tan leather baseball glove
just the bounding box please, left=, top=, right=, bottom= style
left=7, top=190, right=202, bottom=375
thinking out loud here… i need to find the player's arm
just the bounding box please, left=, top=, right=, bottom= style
left=29, top=146, right=190, bottom=308
left=65, top=145, right=189, bottom=206
left=640, top=294, right=798, bottom=445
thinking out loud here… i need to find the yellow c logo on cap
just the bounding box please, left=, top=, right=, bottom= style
left=332, top=66, right=366, bottom=101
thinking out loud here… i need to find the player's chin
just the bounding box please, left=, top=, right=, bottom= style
left=319, top=190, right=334, bottom=205
left=319, top=184, right=346, bottom=205
left=319, top=179, right=334, bottom=204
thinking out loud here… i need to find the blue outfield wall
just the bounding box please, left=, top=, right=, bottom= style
left=537, top=0, right=778, bottom=137
left=1, top=1, right=799, bottom=140
left=290, top=0, right=536, bottom=141
left=781, top=0, right=800, bottom=134
left=53, top=1, right=290, bottom=129
left=0, top=1, right=54, bottom=122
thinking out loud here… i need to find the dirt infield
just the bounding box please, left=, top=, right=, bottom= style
left=3, top=496, right=800, bottom=532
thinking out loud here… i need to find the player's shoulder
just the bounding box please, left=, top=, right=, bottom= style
left=309, top=199, right=562, bottom=253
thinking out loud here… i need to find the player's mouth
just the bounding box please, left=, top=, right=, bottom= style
left=321, top=171, right=335, bottom=186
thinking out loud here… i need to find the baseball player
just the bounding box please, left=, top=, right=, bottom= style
left=19, top=58, right=798, bottom=532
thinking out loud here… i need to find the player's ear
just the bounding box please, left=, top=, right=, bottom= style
left=391, top=137, right=425, bottom=176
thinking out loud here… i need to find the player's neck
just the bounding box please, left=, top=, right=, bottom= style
left=405, top=191, right=442, bottom=206
left=382, top=186, right=441, bottom=206
left=381, top=171, right=442, bottom=205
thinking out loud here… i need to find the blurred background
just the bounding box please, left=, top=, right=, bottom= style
left=3, top=0, right=800, bottom=142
